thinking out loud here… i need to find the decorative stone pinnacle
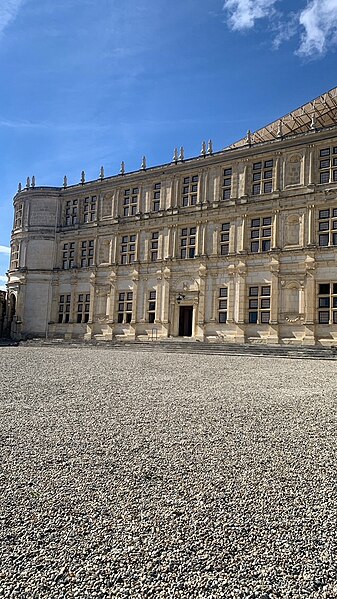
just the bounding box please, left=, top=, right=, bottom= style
left=310, top=113, right=316, bottom=130
left=179, top=146, right=184, bottom=161
left=141, top=156, right=147, bottom=170
left=246, top=130, right=252, bottom=146
left=120, top=161, right=125, bottom=175
left=207, top=139, right=213, bottom=155
left=201, top=141, right=206, bottom=157
left=81, top=170, right=85, bottom=184
left=18, top=182, right=22, bottom=192
left=63, top=175, right=68, bottom=188
left=172, top=148, right=178, bottom=163
left=31, top=175, right=36, bottom=188
left=100, top=166, right=104, bottom=180
left=26, top=176, right=30, bottom=189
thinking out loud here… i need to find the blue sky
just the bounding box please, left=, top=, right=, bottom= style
left=1, top=0, right=337, bottom=289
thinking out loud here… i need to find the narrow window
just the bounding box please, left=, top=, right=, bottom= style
left=117, top=292, right=133, bottom=323
left=181, top=175, right=199, bottom=207
left=150, top=232, right=159, bottom=262
left=148, top=290, right=156, bottom=323
left=218, top=287, right=228, bottom=323
left=62, top=242, right=75, bottom=269
left=248, top=286, right=270, bottom=324
left=77, top=293, right=90, bottom=323
left=84, top=196, right=97, bottom=223
left=58, top=294, right=71, bottom=324
left=250, top=217, right=272, bottom=252
left=180, top=227, right=196, bottom=258
left=120, top=235, right=136, bottom=264
left=123, top=188, right=139, bottom=217
left=220, top=223, right=230, bottom=255
left=222, top=168, right=232, bottom=200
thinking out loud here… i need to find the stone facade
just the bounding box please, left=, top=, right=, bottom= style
left=7, top=89, right=337, bottom=345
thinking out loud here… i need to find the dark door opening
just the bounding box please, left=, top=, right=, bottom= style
left=179, top=305, right=193, bottom=337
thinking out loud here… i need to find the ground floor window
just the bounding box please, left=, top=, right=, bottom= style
left=77, top=293, right=90, bottom=323
left=248, top=285, right=270, bottom=323
left=318, top=283, right=337, bottom=323
left=148, top=291, right=156, bottom=323
left=118, top=292, right=133, bottom=323
left=58, top=294, right=71, bottom=323
left=218, top=287, right=228, bottom=322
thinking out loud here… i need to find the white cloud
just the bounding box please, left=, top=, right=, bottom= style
left=0, top=275, right=7, bottom=282
left=297, top=0, right=337, bottom=56
left=0, top=0, right=25, bottom=36
left=223, top=0, right=279, bottom=30
left=0, top=246, right=10, bottom=255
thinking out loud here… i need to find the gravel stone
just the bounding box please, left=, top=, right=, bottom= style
left=0, top=346, right=336, bottom=598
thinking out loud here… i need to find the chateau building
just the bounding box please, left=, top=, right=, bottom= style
left=7, top=87, right=337, bottom=345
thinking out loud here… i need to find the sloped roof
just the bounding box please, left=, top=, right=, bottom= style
left=227, top=86, right=337, bottom=149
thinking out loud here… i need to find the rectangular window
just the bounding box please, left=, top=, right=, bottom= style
left=150, top=231, right=159, bottom=262
left=180, top=227, right=196, bottom=258
left=181, top=175, right=199, bottom=207
left=248, top=285, right=270, bottom=324
left=222, top=167, right=232, bottom=200
left=252, top=160, right=273, bottom=195
left=58, top=294, right=71, bottom=324
left=250, top=217, right=272, bottom=252
left=80, top=240, right=94, bottom=267
left=62, top=242, right=75, bottom=269
left=10, top=244, right=19, bottom=270
left=65, top=200, right=78, bottom=225
left=318, top=147, right=337, bottom=184
left=14, top=203, right=23, bottom=229
left=318, top=283, right=337, bottom=324
left=84, top=196, right=97, bottom=223
left=77, top=293, right=90, bottom=323
left=220, top=223, right=230, bottom=255
left=218, top=287, right=228, bottom=323
left=148, top=290, right=156, bottom=323
left=152, top=183, right=161, bottom=212
left=120, top=234, right=136, bottom=264
left=117, top=292, right=133, bottom=323
left=123, top=188, right=139, bottom=217
left=318, top=208, right=337, bottom=246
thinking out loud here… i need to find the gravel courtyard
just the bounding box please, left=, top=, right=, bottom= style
left=1, top=346, right=336, bottom=599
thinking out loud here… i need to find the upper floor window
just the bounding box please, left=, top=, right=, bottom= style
left=80, top=240, right=94, bottom=267
left=218, top=287, right=228, bottom=323
left=222, top=168, right=232, bottom=200
left=123, top=188, right=139, bottom=217
left=62, top=242, right=75, bottom=269
left=148, top=291, right=156, bottom=323
left=14, top=203, right=23, bottom=229
left=182, top=175, right=198, bottom=207
left=250, top=217, right=272, bottom=252
left=58, top=294, right=71, bottom=323
left=65, top=200, right=78, bottom=226
left=252, top=160, right=273, bottom=195
left=121, top=235, right=136, bottom=264
left=180, top=227, right=196, bottom=259
left=10, top=244, right=19, bottom=270
left=319, top=148, right=337, bottom=184
left=220, top=223, right=230, bottom=255
left=318, top=208, right=337, bottom=247
left=118, top=292, right=133, bottom=323
left=317, top=283, right=337, bottom=324
left=152, top=183, right=161, bottom=212
left=84, top=196, right=97, bottom=222
left=150, top=232, right=159, bottom=262
left=77, top=293, right=90, bottom=323
left=248, top=286, right=270, bottom=324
